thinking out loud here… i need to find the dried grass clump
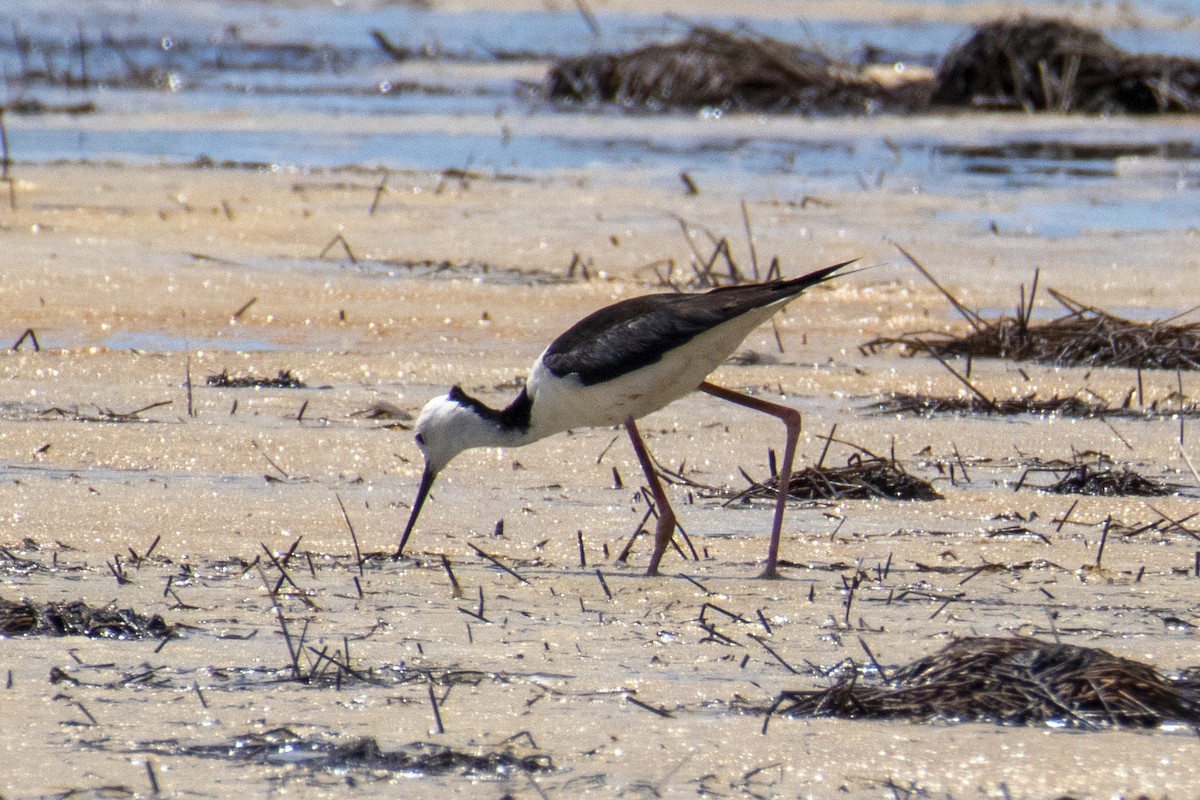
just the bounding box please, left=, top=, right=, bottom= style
left=933, top=16, right=1200, bottom=112
left=547, top=27, right=931, bottom=114
left=771, top=636, right=1200, bottom=729
left=864, top=283, right=1200, bottom=371
left=736, top=452, right=941, bottom=503
left=0, top=597, right=171, bottom=639
left=874, top=391, right=1110, bottom=418
left=547, top=17, right=1200, bottom=116
left=179, top=728, right=551, bottom=776
left=206, top=369, right=306, bottom=389
left=1019, top=455, right=1174, bottom=497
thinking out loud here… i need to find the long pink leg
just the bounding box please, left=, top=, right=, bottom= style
left=698, top=381, right=801, bottom=579
left=624, top=416, right=678, bottom=576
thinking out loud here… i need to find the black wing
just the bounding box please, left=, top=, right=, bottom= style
left=542, top=261, right=850, bottom=386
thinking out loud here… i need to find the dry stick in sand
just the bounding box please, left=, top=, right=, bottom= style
left=467, top=542, right=530, bottom=585
left=458, top=586, right=487, bottom=622
left=1180, top=446, right=1200, bottom=487
left=258, top=563, right=304, bottom=680
left=1056, top=499, right=1079, bottom=532
left=926, top=346, right=1001, bottom=412
left=624, top=692, right=673, bottom=718
left=184, top=352, right=195, bottom=417
left=679, top=171, right=699, bottom=195
left=426, top=684, right=445, bottom=733
left=573, top=0, right=602, bottom=38
left=11, top=328, right=38, bottom=351
left=594, top=568, right=613, bottom=599
left=230, top=297, right=257, bottom=322
left=440, top=554, right=464, bottom=598
left=335, top=493, right=364, bottom=575
left=0, top=108, right=15, bottom=211
left=319, top=233, right=357, bottom=264
left=892, top=241, right=985, bottom=332
left=369, top=171, right=389, bottom=216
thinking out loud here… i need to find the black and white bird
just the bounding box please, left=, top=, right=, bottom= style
left=395, top=260, right=853, bottom=577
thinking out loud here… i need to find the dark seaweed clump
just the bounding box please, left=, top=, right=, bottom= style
left=0, top=597, right=171, bottom=639
left=863, top=284, right=1200, bottom=371
left=547, top=26, right=930, bottom=114
left=206, top=369, right=306, bottom=389
left=742, top=453, right=942, bottom=502
left=770, top=636, right=1200, bottom=729
left=1023, top=455, right=1174, bottom=497
left=933, top=17, right=1200, bottom=112
left=175, top=728, right=551, bottom=776
left=547, top=17, right=1200, bottom=115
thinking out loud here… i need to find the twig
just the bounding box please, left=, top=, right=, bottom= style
left=335, top=493, right=364, bottom=574
left=467, top=542, right=531, bottom=584
left=892, top=241, right=984, bottom=331
left=427, top=683, right=445, bottom=733
left=11, top=328, right=38, bottom=351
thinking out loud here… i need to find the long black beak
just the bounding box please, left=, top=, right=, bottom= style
left=393, top=463, right=436, bottom=560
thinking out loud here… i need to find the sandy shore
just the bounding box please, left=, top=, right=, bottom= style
left=1, top=151, right=1199, bottom=798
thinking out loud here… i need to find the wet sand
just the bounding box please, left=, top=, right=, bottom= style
left=1, top=139, right=1200, bottom=799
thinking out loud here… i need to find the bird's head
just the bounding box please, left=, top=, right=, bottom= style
left=394, top=387, right=497, bottom=559
left=412, top=388, right=489, bottom=474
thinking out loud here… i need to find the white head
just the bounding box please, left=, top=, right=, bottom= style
left=412, top=389, right=497, bottom=475
left=394, top=387, right=516, bottom=558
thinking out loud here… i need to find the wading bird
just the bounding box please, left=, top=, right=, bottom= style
left=395, top=260, right=852, bottom=577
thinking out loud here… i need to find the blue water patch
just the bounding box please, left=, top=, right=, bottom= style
left=943, top=191, right=1200, bottom=239
left=7, top=1, right=1200, bottom=237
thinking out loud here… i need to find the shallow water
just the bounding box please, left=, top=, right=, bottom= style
left=7, top=0, right=1200, bottom=220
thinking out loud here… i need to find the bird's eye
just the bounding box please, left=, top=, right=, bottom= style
left=414, top=433, right=425, bottom=446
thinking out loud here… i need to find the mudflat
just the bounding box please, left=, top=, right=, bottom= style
left=1, top=148, right=1198, bottom=798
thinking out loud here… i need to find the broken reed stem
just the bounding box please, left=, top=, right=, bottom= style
left=184, top=352, right=195, bottom=417
left=427, top=683, right=445, bottom=733
left=573, top=0, right=602, bottom=38
left=369, top=171, right=389, bottom=215
left=231, top=296, right=257, bottom=322
left=319, top=233, right=357, bottom=263
left=467, top=542, right=531, bottom=584
left=335, top=493, right=364, bottom=574
left=258, top=563, right=304, bottom=681
left=1096, top=516, right=1112, bottom=568
left=12, top=328, right=38, bottom=351
left=926, top=348, right=1000, bottom=412
left=0, top=107, right=14, bottom=211
left=440, top=554, right=463, bottom=598
left=892, top=241, right=984, bottom=332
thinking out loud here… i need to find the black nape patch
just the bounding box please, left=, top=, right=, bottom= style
left=449, top=385, right=532, bottom=432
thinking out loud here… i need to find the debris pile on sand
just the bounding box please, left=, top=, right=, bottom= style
left=770, top=637, right=1200, bottom=729
left=933, top=17, right=1200, bottom=112
left=547, top=17, right=1200, bottom=115
left=206, top=369, right=306, bottom=389
left=863, top=282, right=1200, bottom=371
left=546, top=26, right=931, bottom=114
left=1018, top=454, right=1175, bottom=496
left=177, top=728, right=552, bottom=776
left=0, top=597, right=171, bottom=639
left=737, top=452, right=942, bottom=502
